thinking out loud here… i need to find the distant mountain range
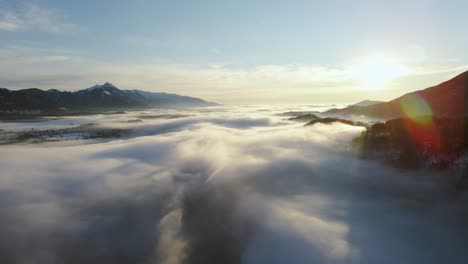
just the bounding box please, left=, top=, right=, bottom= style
left=325, top=71, right=468, bottom=119
left=352, top=100, right=384, bottom=107
left=0, top=83, right=216, bottom=113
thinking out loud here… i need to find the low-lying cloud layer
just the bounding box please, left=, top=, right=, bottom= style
left=0, top=107, right=467, bottom=264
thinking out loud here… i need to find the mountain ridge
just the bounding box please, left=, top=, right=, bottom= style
left=0, top=83, right=217, bottom=113
left=352, top=100, right=384, bottom=107
left=324, top=70, right=468, bottom=119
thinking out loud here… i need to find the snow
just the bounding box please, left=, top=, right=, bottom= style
left=86, top=84, right=101, bottom=91
left=86, top=82, right=118, bottom=91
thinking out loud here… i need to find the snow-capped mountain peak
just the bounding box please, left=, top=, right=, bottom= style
left=101, top=82, right=118, bottom=89
left=86, top=82, right=119, bottom=91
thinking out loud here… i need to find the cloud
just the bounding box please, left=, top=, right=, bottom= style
left=412, top=64, right=468, bottom=76
left=0, top=46, right=358, bottom=103
left=0, top=43, right=467, bottom=103
left=0, top=108, right=467, bottom=264
left=0, top=9, right=22, bottom=31
left=0, top=2, right=76, bottom=33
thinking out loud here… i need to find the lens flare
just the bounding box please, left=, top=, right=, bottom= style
left=400, top=94, right=444, bottom=154
left=400, top=94, right=433, bottom=125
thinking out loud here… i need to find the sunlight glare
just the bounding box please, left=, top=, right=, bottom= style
left=351, top=56, right=410, bottom=90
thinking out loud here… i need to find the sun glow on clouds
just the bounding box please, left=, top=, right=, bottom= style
left=1, top=43, right=466, bottom=104
left=350, top=56, right=410, bottom=90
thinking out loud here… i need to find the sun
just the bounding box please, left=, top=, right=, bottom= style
left=350, top=56, right=409, bottom=90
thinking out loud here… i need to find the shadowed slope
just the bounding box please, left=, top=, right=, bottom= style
left=325, top=71, right=468, bottom=119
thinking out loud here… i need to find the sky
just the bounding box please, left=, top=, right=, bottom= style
left=1, top=0, right=468, bottom=104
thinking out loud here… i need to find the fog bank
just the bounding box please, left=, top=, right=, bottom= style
left=0, top=106, right=467, bottom=264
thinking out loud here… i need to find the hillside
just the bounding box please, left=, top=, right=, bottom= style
left=352, top=100, right=384, bottom=107
left=325, top=71, right=468, bottom=119
left=354, top=116, right=468, bottom=177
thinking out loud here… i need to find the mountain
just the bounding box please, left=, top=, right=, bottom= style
left=288, top=113, right=319, bottom=122
left=354, top=116, right=468, bottom=176
left=123, top=89, right=213, bottom=107
left=0, top=83, right=216, bottom=113
left=352, top=100, right=384, bottom=107
left=324, top=71, right=468, bottom=119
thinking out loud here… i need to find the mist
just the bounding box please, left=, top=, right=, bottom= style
left=0, top=106, right=467, bottom=264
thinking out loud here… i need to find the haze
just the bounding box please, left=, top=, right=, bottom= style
left=1, top=1, right=468, bottom=264
left=1, top=0, right=468, bottom=103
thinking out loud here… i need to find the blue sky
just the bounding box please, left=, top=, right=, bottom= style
left=1, top=0, right=467, bottom=103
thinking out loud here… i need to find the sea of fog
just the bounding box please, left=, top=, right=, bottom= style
left=0, top=104, right=467, bottom=264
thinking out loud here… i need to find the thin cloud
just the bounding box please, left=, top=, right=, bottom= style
left=0, top=44, right=467, bottom=103
left=0, top=10, right=22, bottom=31
left=412, top=64, right=468, bottom=76
left=0, top=2, right=77, bottom=33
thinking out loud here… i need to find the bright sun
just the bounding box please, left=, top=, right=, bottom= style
left=350, top=56, right=409, bottom=90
